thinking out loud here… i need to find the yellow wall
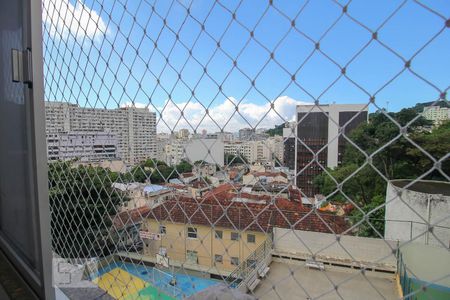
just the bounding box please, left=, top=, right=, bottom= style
left=143, top=219, right=268, bottom=272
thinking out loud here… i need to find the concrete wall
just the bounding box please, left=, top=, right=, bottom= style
left=185, top=139, right=224, bottom=167
left=273, top=228, right=397, bottom=270
left=385, top=180, right=450, bottom=248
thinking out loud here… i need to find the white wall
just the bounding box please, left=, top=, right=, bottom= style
left=385, top=180, right=450, bottom=248
left=185, top=139, right=224, bottom=167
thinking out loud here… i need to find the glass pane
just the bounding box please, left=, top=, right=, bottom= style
left=0, top=0, right=38, bottom=270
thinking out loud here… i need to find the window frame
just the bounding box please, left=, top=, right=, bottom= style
left=231, top=257, right=240, bottom=266
left=186, top=250, right=198, bottom=264
left=247, top=233, right=256, bottom=243
left=214, top=230, right=223, bottom=239
left=187, top=227, right=198, bottom=239
left=214, top=254, right=223, bottom=264
left=247, top=259, right=257, bottom=269
left=230, top=232, right=240, bottom=241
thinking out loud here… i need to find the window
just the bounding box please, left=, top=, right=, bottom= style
left=247, top=259, right=257, bottom=269
left=215, top=230, right=223, bottom=239
left=187, top=227, right=197, bottom=239
left=159, top=225, right=166, bottom=234
left=247, top=234, right=256, bottom=243
left=231, top=257, right=240, bottom=266
left=186, top=250, right=198, bottom=264
left=214, top=254, right=223, bottom=264
left=231, top=232, right=240, bottom=241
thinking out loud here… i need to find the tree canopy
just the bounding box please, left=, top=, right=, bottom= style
left=124, top=159, right=193, bottom=183
left=314, top=107, right=448, bottom=237
left=48, top=161, right=127, bottom=258
left=266, top=123, right=284, bottom=136
left=224, top=153, right=248, bottom=165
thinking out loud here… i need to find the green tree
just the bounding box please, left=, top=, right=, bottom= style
left=125, top=159, right=191, bottom=184
left=175, top=160, right=193, bottom=173
left=150, top=164, right=176, bottom=183
left=48, top=161, right=128, bottom=258
left=407, top=120, right=450, bottom=179
left=350, top=195, right=386, bottom=237
left=225, top=153, right=248, bottom=165
left=314, top=108, right=448, bottom=237
left=266, top=123, right=284, bottom=136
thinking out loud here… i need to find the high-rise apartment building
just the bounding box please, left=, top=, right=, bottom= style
left=45, top=102, right=157, bottom=165
left=164, top=139, right=187, bottom=166
left=238, top=127, right=255, bottom=140
left=283, top=123, right=296, bottom=170
left=295, top=104, right=368, bottom=197
left=203, top=131, right=234, bottom=142
left=47, top=131, right=117, bottom=162
left=177, top=129, right=190, bottom=139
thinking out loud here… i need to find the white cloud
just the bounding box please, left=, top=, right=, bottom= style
left=43, top=0, right=107, bottom=42
left=156, top=96, right=311, bottom=133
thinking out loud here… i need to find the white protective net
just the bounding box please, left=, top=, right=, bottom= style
left=42, top=0, right=449, bottom=299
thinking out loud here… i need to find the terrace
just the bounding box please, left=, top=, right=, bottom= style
left=255, top=262, right=397, bottom=300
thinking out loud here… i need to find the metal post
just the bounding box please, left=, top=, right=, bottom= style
left=410, top=221, right=413, bottom=241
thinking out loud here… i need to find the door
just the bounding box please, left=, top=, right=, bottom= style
left=0, top=0, right=53, bottom=298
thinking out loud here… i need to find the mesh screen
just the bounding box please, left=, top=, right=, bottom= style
left=42, top=0, right=450, bottom=299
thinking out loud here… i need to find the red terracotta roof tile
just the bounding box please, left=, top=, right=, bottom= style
left=145, top=184, right=349, bottom=234
left=253, top=171, right=288, bottom=178
left=114, top=184, right=349, bottom=234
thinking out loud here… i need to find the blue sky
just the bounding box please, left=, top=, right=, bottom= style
left=42, top=0, right=450, bottom=132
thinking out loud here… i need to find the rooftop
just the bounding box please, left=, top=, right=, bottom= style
left=391, top=179, right=450, bottom=196
left=400, top=243, right=450, bottom=288
left=180, top=172, right=194, bottom=178
left=111, top=182, right=142, bottom=192
left=251, top=171, right=288, bottom=178
left=254, top=262, right=398, bottom=300
left=142, top=184, right=171, bottom=194
left=141, top=184, right=349, bottom=233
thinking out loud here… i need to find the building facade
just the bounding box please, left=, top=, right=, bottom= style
left=143, top=219, right=267, bottom=272
left=283, top=126, right=296, bottom=170
left=423, top=105, right=450, bottom=126
left=47, top=131, right=117, bottom=162
left=203, top=131, right=234, bottom=142
left=155, top=133, right=172, bottom=162
left=295, top=104, right=368, bottom=197
left=164, top=140, right=186, bottom=166
left=177, top=129, right=190, bottom=139
left=224, top=138, right=284, bottom=165
left=45, top=102, right=157, bottom=165
left=238, top=127, right=255, bottom=140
